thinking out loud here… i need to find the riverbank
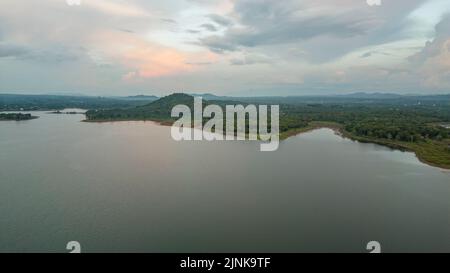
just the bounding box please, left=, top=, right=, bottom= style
left=282, top=122, right=450, bottom=170
left=86, top=118, right=450, bottom=170
left=83, top=118, right=173, bottom=126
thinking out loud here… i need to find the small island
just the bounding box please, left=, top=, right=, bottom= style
left=49, top=110, right=85, bottom=115
left=0, top=113, right=38, bottom=121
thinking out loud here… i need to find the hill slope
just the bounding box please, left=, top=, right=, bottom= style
left=85, top=93, right=196, bottom=122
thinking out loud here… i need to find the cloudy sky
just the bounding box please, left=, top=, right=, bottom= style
left=0, top=0, right=449, bottom=96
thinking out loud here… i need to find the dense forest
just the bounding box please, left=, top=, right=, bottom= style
left=279, top=103, right=450, bottom=142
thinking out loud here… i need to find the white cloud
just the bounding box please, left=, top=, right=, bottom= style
left=0, top=0, right=449, bottom=95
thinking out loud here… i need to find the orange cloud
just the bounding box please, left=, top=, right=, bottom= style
left=122, top=45, right=193, bottom=79
left=85, top=0, right=151, bottom=17
left=87, top=31, right=191, bottom=79
left=119, top=37, right=221, bottom=80
left=86, top=30, right=219, bottom=81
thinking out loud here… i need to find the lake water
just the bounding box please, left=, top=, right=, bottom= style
left=0, top=111, right=449, bottom=253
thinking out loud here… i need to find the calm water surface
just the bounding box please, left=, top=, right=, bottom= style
left=0, top=111, right=449, bottom=252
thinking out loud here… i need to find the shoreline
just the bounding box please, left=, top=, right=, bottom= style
left=85, top=118, right=450, bottom=170
left=282, top=123, right=450, bottom=171
left=83, top=118, right=173, bottom=126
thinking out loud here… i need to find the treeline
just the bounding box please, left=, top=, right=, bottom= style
left=279, top=104, right=450, bottom=143
left=86, top=93, right=450, bottom=144
left=0, top=113, right=37, bottom=121
left=344, top=119, right=449, bottom=142
left=0, top=94, right=157, bottom=111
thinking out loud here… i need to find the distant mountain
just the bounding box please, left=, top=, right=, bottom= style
left=5, top=92, right=449, bottom=113
left=189, top=93, right=230, bottom=101
left=143, top=93, right=195, bottom=113
left=85, top=93, right=196, bottom=122
left=339, top=92, right=404, bottom=99
left=0, top=94, right=153, bottom=111
left=124, top=95, right=159, bottom=101
left=219, top=93, right=450, bottom=106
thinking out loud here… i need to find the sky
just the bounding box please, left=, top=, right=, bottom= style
left=0, top=0, right=449, bottom=96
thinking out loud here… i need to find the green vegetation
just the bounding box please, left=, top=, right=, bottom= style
left=3, top=93, right=448, bottom=167
left=0, top=94, right=157, bottom=111
left=86, top=93, right=196, bottom=123
left=84, top=93, right=246, bottom=123
left=86, top=93, right=450, bottom=169
left=0, top=113, right=38, bottom=121
left=347, top=135, right=450, bottom=169
left=279, top=103, right=450, bottom=168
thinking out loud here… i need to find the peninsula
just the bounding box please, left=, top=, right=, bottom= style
left=85, top=93, right=450, bottom=169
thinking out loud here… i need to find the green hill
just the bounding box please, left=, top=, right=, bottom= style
left=85, top=93, right=196, bottom=122
left=84, top=93, right=450, bottom=168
